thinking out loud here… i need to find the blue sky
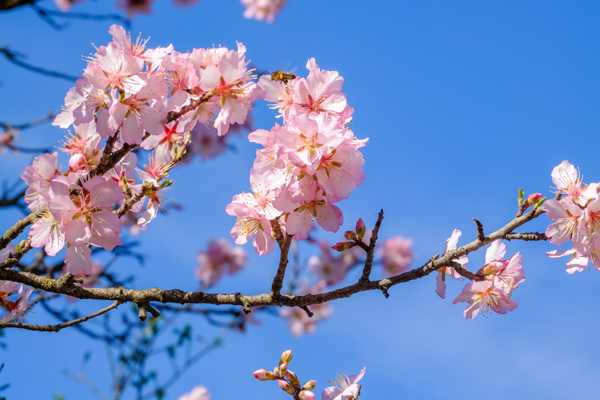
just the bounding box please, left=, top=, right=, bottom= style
left=1, top=0, right=600, bottom=399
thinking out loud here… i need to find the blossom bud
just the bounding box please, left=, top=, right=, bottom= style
left=273, top=367, right=281, bottom=378
left=344, top=230, right=357, bottom=241
left=523, top=193, right=543, bottom=208
left=332, top=242, right=356, bottom=252
left=286, top=370, right=301, bottom=390
left=253, top=369, right=275, bottom=381
left=302, top=380, right=316, bottom=391
left=299, top=390, right=316, bottom=400
left=278, top=380, right=296, bottom=395
left=281, top=350, right=293, bottom=363
left=356, top=218, right=366, bottom=240
left=279, top=362, right=288, bottom=376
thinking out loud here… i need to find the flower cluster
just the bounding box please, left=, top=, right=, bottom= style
left=452, top=240, right=524, bottom=319
left=253, top=351, right=366, bottom=400
left=253, top=350, right=317, bottom=400
left=195, top=238, right=247, bottom=288
left=227, top=59, right=366, bottom=255
left=543, top=160, right=600, bottom=273
left=18, top=24, right=258, bottom=274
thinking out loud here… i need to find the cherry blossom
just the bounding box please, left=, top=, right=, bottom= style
left=322, top=367, right=365, bottom=400
left=178, top=385, right=211, bottom=400
left=241, top=0, right=288, bottom=23
left=453, top=281, right=517, bottom=319
left=380, top=236, right=414, bottom=276
left=195, top=239, right=247, bottom=288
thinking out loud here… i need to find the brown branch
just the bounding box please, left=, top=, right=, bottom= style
left=359, top=209, right=384, bottom=283
left=270, top=234, right=293, bottom=297
left=116, top=185, right=147, bottom=217
left=0, top=206, right=548, bottom=313
left=503, top=232, right=548, bottom=241
left=0, top=211, right=37, bottom=251
left=0, top=0, right=35, bottom=11
left=0, top=239, right=31, bottom=269
left=0, top=300, right=121, bottom=332
left=166, top=91, right=214, bottom=123
left=473, top=218, right=486, bottom=241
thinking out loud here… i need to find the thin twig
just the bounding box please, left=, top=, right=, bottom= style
left=0, top=300, right=121, bottom=332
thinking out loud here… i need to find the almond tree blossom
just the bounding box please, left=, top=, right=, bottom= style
left=453, top=281, right=517, bottom=319
left=322, top=368, right=365, bottom=400
left=380, top=236, right=414, bottom=276
left=544, top=161, right=600, bottom=272
left=196, top=239, right=247, bottom=288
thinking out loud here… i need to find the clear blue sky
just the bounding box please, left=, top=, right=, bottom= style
left=1, top=0, right=600, bottom=399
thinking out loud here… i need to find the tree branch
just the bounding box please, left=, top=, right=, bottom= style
left=270, top=233, right=293, bottom=298
left=0, top=206, right=546, bottom=313
left=0, top=300, right=121, bottom=332
left=359, top=209, right=384, bottom=283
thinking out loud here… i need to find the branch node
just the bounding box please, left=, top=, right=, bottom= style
left=380, top=285, right=390, bottom=299
left=473, top=218, right=486, bottom=241
left=235, top=293, right=252, bottom=314
left=137, top=302, right=161, bottom=321
left=300, top=306, right=314, bottom=318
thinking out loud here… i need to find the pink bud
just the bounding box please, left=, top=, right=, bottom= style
left=299, top=390, right=316, bottom=400
left=253, top=369, right=275, bottom=381
left=356, top=218, right=366, bottom=240
left=332, top=241, right=356, bottom=252
left=279, top=362, right=288, bottom=376
left=278, top=380, right=296, bottom=395
left=344, top=230, right=357, bottom=240
left=281, top=349, right=293, bottom=363
left=523, top=193, right=543, bottom=208
left=302, top=380, right=316, bottom=391
left=286, top=370, right=301, bottom=389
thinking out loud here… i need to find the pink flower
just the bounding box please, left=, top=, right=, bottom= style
left=452, top=281, right=517, bottom=319
left=2, top=284, right=34, bottom=323
left=21, top=152, right=60, bottom=211
left=241, top=0, right=288, bottom=23
left=225, top=200, right=275, bottom=255
left=198, top=43, right=257, bottom=137
left=551, top=160, right=597, bottom=204
left=435, top=230, right=468, bottom=299
left=84, top=42, right=144, bottom=94
left=546, top=248, right=589, bottom=274
left=195, top=239, right=247, bottom=288
left=107, top=74, right=167, bottom=144
left=29, top=210, right=65, bottom=257
left=48, top=176, right=124, bottom=252
left=478, top=240, right=525, bottom=295
left=279, top=303, right=333, bottom=338
left=543, top=198, right=584, bottom=245
left=178, top=385, right=210, bottom=400
left=380, top=236, right=414, bottom=277
left=0, top=244, right=16, bottom=265
left=308, top=241, right=353, bottom=285
left=322, top=367, right=365, bottom=400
